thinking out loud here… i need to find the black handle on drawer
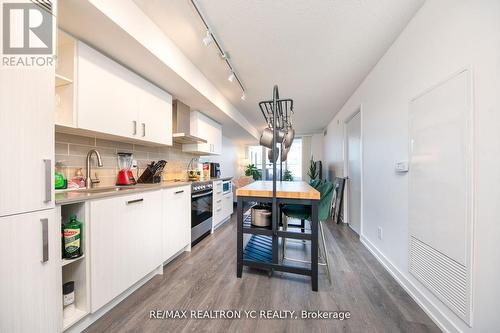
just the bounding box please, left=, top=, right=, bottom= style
left=174, top=190, right=184, bottom=194
left=126, top=198, right=144, bottom=205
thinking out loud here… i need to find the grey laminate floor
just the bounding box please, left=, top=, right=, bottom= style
left=85, top=214, right=441, bottom=333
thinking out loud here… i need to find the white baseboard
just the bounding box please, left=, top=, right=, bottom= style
left=360, top=235, right=462, bottom=333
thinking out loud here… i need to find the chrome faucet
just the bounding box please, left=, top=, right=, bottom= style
left=86, top=149, right=103, bottom=189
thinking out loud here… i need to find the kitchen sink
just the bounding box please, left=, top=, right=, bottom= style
left=77, top=187, right=132, bottom=194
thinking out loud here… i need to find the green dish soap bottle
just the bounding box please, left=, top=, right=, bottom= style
left=63, top=214, right=82, bottom=259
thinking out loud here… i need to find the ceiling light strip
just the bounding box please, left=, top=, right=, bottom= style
left=190, top=0, right=246, bottom=96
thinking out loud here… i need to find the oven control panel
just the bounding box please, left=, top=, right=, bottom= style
left=191, top=181, right=213, bottom=194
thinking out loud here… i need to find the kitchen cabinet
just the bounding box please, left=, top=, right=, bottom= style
left=182, top=111, right=222, bottom=155
left=89, top=190, right=162, bottom=312
left=213, top=181, right=233, bottom=229
left=162, top=186, right=191, bottom=262
left=57, top=36, right=172, bottom=146
left=0, top=63, right=54, bottom=217
left=222, top=192, right=234, bottom=220
left=0, top=210, right=61, bottom=333
left=212, top=181, right=224, bottom=228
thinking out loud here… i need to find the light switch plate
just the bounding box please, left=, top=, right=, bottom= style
left=395, top=160, right=409, bottom=173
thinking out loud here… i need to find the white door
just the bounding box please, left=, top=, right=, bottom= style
left=163, top=186, right=191, bottom=261
left=0, top=210, right=62, bottom=333
left=0, top=66, right=55, bottom=216
left=346, top=112, right=361, bottom=234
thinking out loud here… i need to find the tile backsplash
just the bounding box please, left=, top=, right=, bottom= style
left=55, top=132, right=198, bottom=187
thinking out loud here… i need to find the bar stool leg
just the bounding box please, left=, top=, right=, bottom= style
left=281, top=215, right=288, bottom=261
left=319, top=221, right=332, bottom=284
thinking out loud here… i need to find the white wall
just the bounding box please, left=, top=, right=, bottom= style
left=323, top=1, right=500, bottom=332
left=201, top=136, right=243, bottom=178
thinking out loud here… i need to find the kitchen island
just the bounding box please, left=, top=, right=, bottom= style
left=236, top=181, right=320, bottom=291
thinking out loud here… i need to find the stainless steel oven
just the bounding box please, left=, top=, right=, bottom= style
left=191, top=181, right=213, bottom=246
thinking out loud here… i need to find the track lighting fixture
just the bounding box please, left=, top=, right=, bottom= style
left=202, top=30, right=213, bottom=46
left=191, top=0, right=246, bottom=100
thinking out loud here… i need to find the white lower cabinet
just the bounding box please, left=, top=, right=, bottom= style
left=0, top=209, right=61, bottom=333
left=89, top=190, right=162, bottom=312
left=162, top=186, right=191, bottom=262
left=223, top=192, right=234, bottom=219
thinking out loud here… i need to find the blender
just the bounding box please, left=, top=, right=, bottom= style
left=116, top=152, right=136, bottom=186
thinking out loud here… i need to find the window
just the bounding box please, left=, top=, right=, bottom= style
left=246, top=138, right=302, bottom=181
left=248, top=145, right=263, bottom=170
left=286, top=138, right=302, bottom=181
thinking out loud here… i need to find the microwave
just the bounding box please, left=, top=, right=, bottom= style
left=222, top=180, right=232, bottom=194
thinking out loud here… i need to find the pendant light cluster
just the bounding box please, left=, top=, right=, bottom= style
left=190, top=0, right=246, bottom=101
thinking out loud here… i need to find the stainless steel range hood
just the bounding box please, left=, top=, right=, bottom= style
left=172, top=100, right=207, bottom=144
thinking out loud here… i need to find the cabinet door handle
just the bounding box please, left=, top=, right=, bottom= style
left=216, top=200, right=222, bottom=203
left=133, top=121, right=137, bottom=135
left=43, top=159, right=51, bottom=203
left=142, top=123, right=146, bottom=137
left=126, top=198, right=144, bottom=205
left=41, top=218, right=49, bottom=263
left=216, top=208, right=222, bottom=212
left=174, top=190, right=184, bottom=194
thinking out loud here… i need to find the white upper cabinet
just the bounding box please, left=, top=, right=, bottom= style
left=77, top=42, right=140, bottom=140
left=0, top=60, right=55, bottom=216
left=56, top=34, right=172, bottom=146
left=182, top=111, right=222, bottom=155
left=137, top=80, right=173, bottom=145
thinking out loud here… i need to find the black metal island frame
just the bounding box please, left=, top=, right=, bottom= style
left=236, top=181, right=321, bottom=291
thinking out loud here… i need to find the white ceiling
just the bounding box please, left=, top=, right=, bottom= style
left=134, top=0, right=424, bottom=135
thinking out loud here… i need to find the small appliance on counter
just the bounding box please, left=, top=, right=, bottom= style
left=209, top=162, right=220, bottom=178
left=137, top=160, right=167, bottom=183
left=116, top=152, right=137, bottom=186
left=203, top=162, right=210, bottom=180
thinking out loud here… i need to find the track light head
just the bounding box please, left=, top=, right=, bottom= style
left=228, top=72, right=236, bottom=82
left=202, top=30, right=213, bottom=46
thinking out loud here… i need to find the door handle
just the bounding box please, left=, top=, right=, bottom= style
left=41, top=218, right=49, bottom=263
left=174, top=190, right=184, bottom=194
left=126, top=198, right=144, bottom=205
left=133, top=120, right=137, bottom=135
left=142, top=123, right=146, bottom=137
left=43, top=159, right=51, bottom=203
left=216, top=200, right=222, bottom=203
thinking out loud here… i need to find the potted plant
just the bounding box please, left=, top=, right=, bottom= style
left=245, top=164, right=262, bottom=180
left=307, top=156, right=318, bottom=180
left=283, top=169, right=293, bottom=181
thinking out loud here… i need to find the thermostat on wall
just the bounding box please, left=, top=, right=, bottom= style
left=395, top=161, right=409, bottom=173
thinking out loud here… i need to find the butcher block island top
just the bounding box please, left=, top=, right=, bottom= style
left=236, top=181, right=320, bottom=200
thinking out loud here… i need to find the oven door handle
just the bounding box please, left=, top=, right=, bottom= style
left=192, top=190, right=213, bottom=199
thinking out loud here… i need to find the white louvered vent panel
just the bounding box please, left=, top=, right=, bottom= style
left=409, top=236, right=469, bottom=320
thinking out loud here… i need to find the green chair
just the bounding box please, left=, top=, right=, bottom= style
left=281, top=181, right=334, bottom=283
left=309, top=179, right=322, bottom=189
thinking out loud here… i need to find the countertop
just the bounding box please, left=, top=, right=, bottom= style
left=55, top=176, right=234, bottom=205
left=236, top=181, right=320, bottom=200
left=55, top=181, right=191, bottom=205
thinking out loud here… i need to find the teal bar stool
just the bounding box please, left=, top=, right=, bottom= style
left=281, top=181, right=334, bottom=283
